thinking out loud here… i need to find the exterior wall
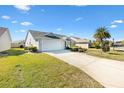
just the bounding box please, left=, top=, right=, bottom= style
left=25, top=32, right=39, bottom=49
left=75, top=43, right=89, bottom=49
left=0, top=31, right=11, bottom=52
left=39, top=37, right=65, bottom=52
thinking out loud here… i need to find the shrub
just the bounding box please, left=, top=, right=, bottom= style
left=70, top=46, right=79, bottom=52
left=24, top=47, right=29, bottom=50
left=90, top=41, right=101, bottom=49
left=78, top=47, right=87, bottom=52
left=24, top=46, right=37, bottom=52
left=20, top=45, right=24, bottom=48
left=102, top=41, right=110, bottom=52
left=29, top=47, right=37, bottom=52
left=66, top=46, right=71, bottom=50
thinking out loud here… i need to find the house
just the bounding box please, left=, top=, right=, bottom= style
left=11, top=40, right=25, bottom=48
left=25, top=30, right=66, bottom=52
left=65, top=36, right=89, bottom=49
left=0, top=27, right=11, bottom=52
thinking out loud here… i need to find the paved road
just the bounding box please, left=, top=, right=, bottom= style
left=46, top=50, right=124, bottom=88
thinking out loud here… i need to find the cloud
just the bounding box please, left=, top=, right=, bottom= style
left=110, top=25, right=117, bottom=28
left=1, top=15, right=10, bottom=20
left=16, top=30, right=26, bottom=33
left=12, top=20, right=18, bottom=24
left=20, top=22, right=33, bottom=26
left=75, top=17, right=83, bottom=21
left=14, top=5, right=31, bottom=11
left=41, top=9, right=45, bottom=12
left=111, top=20, right=123, bottom=24
left=56, top=28, right=62, bottom=31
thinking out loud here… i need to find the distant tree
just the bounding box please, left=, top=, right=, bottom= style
left=121, top=40, right=124, bottom=46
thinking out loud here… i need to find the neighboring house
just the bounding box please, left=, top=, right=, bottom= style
left=0, top=27, right=11, bottom=52
left=65, top=37, right=89, bottom=49
left=11, top=40, right=25, bottom=48
left=25, top=30, right=66, bottom=52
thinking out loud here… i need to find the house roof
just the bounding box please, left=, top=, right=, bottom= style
left=69, top=37, right=89, bottom=43
left=0, top=27, right=7, bottom=37
left=29, top=30, right=64, bottom=39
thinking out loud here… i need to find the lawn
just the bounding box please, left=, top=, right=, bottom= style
left=0, top=48, right=103, bottom=88
left=86, top=48, right=124, bottom=61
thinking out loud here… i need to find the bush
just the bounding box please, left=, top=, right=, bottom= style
left=78, top=47, right=87, bottom=52
left=66, top=46, right=71, bottom=50
left=90, top=41, right=101, bottom=49
left=24, top=46, right=37, bottom=52
left=102, top=41, right=110, bottom=52
left=24, top=47, right=29, bottom=50
left=70, top=46, right=79, bottom=52
left=20, top=45, right=24, bottom=48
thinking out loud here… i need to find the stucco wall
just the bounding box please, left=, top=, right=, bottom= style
left=75, top=43, right=89, bottom=49
left=25, top=32, right=39, bottom=49
left=0, top=31, right=11, bottom=52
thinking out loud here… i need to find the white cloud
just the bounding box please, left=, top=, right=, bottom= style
left=110, top=25, right=117, bottom=28
left=16, top=30, right=26, bottom=33
left=41, top=9, right=45, bottom=12
left=111, top=20, right=123, bottom=24
left=1, top=15, right=10, bottom=20
left=12, top=20, right=18, bottom=24
left=14, top=5, right=31, bottom=11
left=20, top=22, right=33, bottom=26
left=75, top=17, right=83, bottom=21
left=56, top=28, right=62, bottom=31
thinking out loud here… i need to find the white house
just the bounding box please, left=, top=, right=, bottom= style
left=0, top=27, right=12, bottom=52
left=25, top=30, right=66, bottom=52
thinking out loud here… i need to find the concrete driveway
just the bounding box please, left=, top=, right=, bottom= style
left=46, top=50, right=124, bottom=88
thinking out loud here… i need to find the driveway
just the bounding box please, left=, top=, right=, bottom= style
left=46, top=50, right=124, bottom=88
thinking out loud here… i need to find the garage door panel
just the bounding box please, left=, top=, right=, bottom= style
left=40, top=39, right=65, bottom=51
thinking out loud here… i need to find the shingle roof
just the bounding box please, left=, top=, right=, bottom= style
left=0, top=27, right=8, bottom=37
left=29, top=30, right=64, bottom=39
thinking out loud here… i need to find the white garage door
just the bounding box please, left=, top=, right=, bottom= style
left=39, top=39, right=65, bottom=51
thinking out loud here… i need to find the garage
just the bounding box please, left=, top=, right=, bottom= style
left=39, top=38, right=65, bottom=51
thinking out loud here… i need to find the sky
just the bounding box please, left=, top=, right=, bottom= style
left=0, top=5, right=124, bottom=41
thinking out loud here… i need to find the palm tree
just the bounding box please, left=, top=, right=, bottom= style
left=93, top=26, right=111, bottom=47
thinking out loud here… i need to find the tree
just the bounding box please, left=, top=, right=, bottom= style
left=93, top=27, right=111, bottom=52
left=93, top=27, right=111, bottom=47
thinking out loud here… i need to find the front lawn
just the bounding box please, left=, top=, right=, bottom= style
left=87, top=48, right=124, bottom=61
left=0, top=48, right=103, bottom=88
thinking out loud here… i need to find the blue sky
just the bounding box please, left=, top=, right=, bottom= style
left=0, top=5, right=124, bottom=41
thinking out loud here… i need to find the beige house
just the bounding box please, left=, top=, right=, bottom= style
left=0, top=27, right=11, bottom=52
left=65, top=37, right=89, bottom=49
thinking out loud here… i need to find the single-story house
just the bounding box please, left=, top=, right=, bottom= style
left=114, top=41, right=123, bottom=47
left=11, top=40, right=25, bottom=48
left=25, top=30, right=66, bottom=52
left=0, top=27, right=11, bottom=52
left=65, top=36, right=89, bottom=49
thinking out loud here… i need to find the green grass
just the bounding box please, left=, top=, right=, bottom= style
left=0, top=48, right=103, bottom=88
left=87, top=48, right=124, bottom=61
